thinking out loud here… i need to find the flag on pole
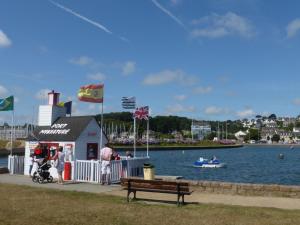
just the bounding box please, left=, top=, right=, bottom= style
left=0, top=96, right=14, bottom=111
left=78, top=84, right=104, bottom=103
left=133, top=106, right=149, bottom=120
left=122, top=97, right=136, bottom=109
left=58, top=101, right=72, bottom=114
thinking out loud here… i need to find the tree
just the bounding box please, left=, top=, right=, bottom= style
left=268, top=114, right=277, bottom=120
left=271, top=134, right=280, bottom=142
left=245, top=128, right=261, bottom=141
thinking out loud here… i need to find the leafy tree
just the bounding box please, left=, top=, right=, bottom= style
left=272, top=134, right=280, bottom=142
left=244, top=129, right=261, bottom=141
left=268, top=114, right=277, bottom=120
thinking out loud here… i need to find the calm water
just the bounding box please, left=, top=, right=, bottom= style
left=143, top=145, right=300, bottom=185
left=1, top=146, right=300, bottom=185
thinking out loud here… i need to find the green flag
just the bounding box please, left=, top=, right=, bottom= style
left=0, top=96, right=14, bottom=111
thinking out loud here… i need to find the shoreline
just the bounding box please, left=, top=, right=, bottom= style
left=114, top=144, right=243, bottom=151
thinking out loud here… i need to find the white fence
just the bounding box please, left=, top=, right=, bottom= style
left=8, top=155, right=24, bottom=175
left=74, top=157, right=149, bottom=183
left=8, top=155, right=149, bottom=184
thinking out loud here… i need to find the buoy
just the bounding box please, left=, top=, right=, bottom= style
left=278, top=154, right=284, bottom=159
left=182, top=150, right=185, bottom=154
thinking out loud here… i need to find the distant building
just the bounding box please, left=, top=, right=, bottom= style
left=234, top=130, right=247, bottom=141
left=191, top=122, right=211, bottom=140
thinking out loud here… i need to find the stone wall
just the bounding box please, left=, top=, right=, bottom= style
left=187, top=180, right=300, bottom=198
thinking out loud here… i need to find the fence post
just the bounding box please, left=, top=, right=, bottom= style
left=90, top=160, right=95, bottom=182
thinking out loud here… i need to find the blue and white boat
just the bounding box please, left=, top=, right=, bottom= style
left=193, top=157, right=226, bottom=168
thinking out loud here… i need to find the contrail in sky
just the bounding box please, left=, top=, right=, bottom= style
left=151, top=0, right=187, bottom=30
left=48, top=0, right=113, bottom=34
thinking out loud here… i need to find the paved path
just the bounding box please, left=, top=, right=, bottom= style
left=1, top=174, right=300, bottom=210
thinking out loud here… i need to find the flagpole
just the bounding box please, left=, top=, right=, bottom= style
left=133, top=116, right=136, bottom=158
left=146, top=118, right=149, bottom=157
left=100, top=102, right=104, bottom=152
left=10, top=110, right=14, bottom=155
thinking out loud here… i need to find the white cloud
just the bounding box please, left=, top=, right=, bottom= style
left=293, top=98, right=300, bottom=105
left=0, top=30, right=12, bottom=47
left=174, top=94, right=187, bottom=101
left=193, top=86, right=213, bottom=94
left=286, top=18, right=300, bottom=38
left=236, top=109, right=255, bottom=118
left=35, top=89, right=52, bottom=101
left=166, top=103, right=196, bottom=114
left=170, top=0, right=182, bottom=6
left=49, top=0, right=113, bottom=34
left=151, top=0, right=187, bottom=29
left=87, top=72, right=106, bottom=81
left=122, top=61, right=136, bottom=75
left=69, top=56, right=93, bottom=66
left=14, top=97, right=19, bottom=103
left=143, top=69, right=197, bottom=86
left=191, top=12, right=255, bottom=39
left=0, top=85, right=8, bottom=97
left=204, top=106, right=229, bottom=115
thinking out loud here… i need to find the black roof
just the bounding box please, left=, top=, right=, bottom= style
left=28, top=116, right=99, bottom=142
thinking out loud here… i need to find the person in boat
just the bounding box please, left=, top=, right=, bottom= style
left=210, top=155, right=217, bottom=162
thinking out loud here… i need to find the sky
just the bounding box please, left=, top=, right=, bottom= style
left=1, top=0, right=300, bottom=124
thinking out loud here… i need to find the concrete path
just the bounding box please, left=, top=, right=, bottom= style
left=1, top=174, right=300, bottom=210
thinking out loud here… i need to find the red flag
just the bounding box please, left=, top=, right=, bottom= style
left=133, top=106, right=149, bottom=120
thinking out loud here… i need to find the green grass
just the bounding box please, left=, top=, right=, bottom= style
left=0, top=183, right=300, bottom=225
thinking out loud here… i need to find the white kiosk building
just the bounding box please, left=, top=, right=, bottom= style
left=7, top=90, right=148, bottom=183
left=24, top=90, right=108, bottom=176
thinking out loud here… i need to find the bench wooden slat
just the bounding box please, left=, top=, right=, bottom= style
left=122, top=187, right=192, bottom=195
left=121, top=178, right=189, bottom=186
left=121, top=182, right=190, bottom=192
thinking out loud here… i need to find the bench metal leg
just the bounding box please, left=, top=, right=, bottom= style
left=182, top=195, right=185, bottom=205
left=127, top=190, right=130, bottom=202
left=133, top=191, right=137, bottom=200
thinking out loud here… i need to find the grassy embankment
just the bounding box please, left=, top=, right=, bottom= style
left=113, top=140, right=242, bottom=150
left=0, top=183, right=300, bottom=225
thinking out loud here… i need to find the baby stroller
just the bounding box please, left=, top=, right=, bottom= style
left=32, top=160, right=53, bottom=184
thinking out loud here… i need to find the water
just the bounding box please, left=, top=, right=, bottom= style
left=1, top=146, right=300, bottom=185
left=142, top=145, right=300, bottom=185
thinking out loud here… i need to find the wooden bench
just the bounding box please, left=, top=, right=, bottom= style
left=120, top=177, right=192, bottom=206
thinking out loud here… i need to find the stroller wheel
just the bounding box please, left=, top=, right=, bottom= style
left=38, top=177, right=44, bottom=184
left=32, top=172, right=38, bottom=183
left=47, top=176, right=53, bottom=183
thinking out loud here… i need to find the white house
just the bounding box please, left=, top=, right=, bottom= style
left=234, top=130, right=247, bottom=141
left=24, top=90, right=108, bottom=176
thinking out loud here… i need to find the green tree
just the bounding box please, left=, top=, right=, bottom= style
left=272, top=134, right=280, bottom=142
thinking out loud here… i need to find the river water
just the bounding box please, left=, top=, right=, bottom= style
left=1, top=146, right=300, bottom=185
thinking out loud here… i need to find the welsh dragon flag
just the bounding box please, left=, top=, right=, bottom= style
left=0, top=96, right=14, bottom=111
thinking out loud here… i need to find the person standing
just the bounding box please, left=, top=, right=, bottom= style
left=28, top=154, right=34, bottom=177
left=54, top=146, right=65, bottom=184
left=100, top=143, right=113, bottom=185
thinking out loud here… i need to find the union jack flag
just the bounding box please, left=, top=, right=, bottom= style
left=133, top=106, right=149, bottom=120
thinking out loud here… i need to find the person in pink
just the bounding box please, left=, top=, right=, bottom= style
left=100, top=143, right=113, bottom=185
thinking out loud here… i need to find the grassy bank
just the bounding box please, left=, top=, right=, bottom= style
left=0, top=184, right=300, bottom=225
left=114, top=144, right=243, bottom=151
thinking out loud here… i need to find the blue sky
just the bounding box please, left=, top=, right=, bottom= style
left=1, top=0, right=300, bottom=124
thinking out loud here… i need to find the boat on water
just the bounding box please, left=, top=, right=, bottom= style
left=193, top=157, right=226, bottom=168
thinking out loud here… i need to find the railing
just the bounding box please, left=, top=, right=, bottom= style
left=8, top=155, right=149, bottom=184
left=8, top=155, right=24, bottom=174
left=74, top=157, right=149, bottom=183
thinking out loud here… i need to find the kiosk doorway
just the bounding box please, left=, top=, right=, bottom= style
left=87, top=143, right=98, bottom=160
